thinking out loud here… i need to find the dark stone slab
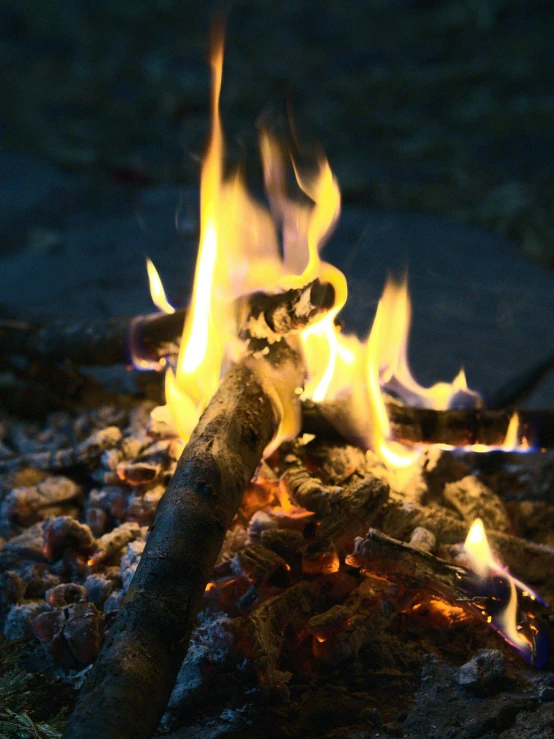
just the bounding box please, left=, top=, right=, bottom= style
left=1, top=152, right=553, bottom=406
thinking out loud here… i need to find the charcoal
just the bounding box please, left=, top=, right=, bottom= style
left=3, top=600, right=51, bottom=640
left=0, top=570, right=26, bottom=604
left=360, top=707, right=383, bottom=728
left=247, top=510, right=280, bottom=539
left=119, top=538, right=146, bottom=589
left=63, top=602, right=103, bottom=664
left=259, top=527, right=305, bottom=568
left=34, top=602, right=103, bottom=666
left=18, top=561, right=61, bottom=598
left=100, top=448, right=124, bottom=471
left=88, top=521, right=142, bottom=568
left=302, top=539, right=339, bottom=575
left=42, top=516, right=95, bottom=561
left=455, top=649, right=507, bottom=695
left=116, top=461, right=161, bottom=485
left=84, top=574, right=113, bottom=607
left=103, top=589, right=125, bottom=618
left=88, top=485, right=129, bottom=520
left=85, top=506, right=108, bottom=536
left=539, top=686, right=554, bottom=702
left=166, top=643, right=210, bottom=713
left=231, top=544, right=289, bottom=587
left=45, top=582, right=87, bottom=607
left=126, top=486, right=164, bottom=525
left=2, top=425, right=123, bottom=471
left=32, top=608, right=71, bottom=666
left=2, top=521, right=47, bottom=560
left=1, top=475, right=81, bottom=526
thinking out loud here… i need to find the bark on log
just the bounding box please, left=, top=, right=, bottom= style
left=0, top=310, right=187, bottom=367
left=1, top=279, right=333, bottom=367
left=387, top=405, right=554, bottom=450
left=301, top=400, right=554, bottom=450
left=237, top=279, right=335, bottom=341
left=62, top=342, right=304, bottom=739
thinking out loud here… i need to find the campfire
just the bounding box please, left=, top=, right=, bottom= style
left=1, top=26, right=553, bottom=739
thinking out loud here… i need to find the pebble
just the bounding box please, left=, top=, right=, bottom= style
left=455, top=649, right=507, bottom=695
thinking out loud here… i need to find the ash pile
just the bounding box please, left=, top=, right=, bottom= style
left=1, top=398, right=553, bottom=739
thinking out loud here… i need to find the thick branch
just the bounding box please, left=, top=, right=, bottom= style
left=0, top=310, right=187, bottom=367
left=63, top=342, right=303, bottom=739
left=1, top=279, right=333, bottom=367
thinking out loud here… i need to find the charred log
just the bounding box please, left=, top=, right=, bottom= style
left=0, top=311, right=187, bottom=367
left=62, top=341, right=304, bottom=739
left=302, top=399, right=554, bottom=450
left=1, top=279, right=333, bottom=367
left=237, top=279, right=335, bottom=341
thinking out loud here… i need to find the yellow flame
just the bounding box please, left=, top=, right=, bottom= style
left=464, top=519, right=533, bottom=654
left=146, top=258, right=175, bottom=314
left=163, top=31, right=346, bottom=448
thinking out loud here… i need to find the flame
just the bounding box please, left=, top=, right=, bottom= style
left=464, top=518, right=538, bottom=660
left=161, top=30, right=345, bottom=449
left=147, top=29, right=530, bottom=471
left=146, top=258, right=175, bottom=314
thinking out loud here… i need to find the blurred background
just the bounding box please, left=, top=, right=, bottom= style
left=1, top=0, right=553, bottom=403
left=1, top=0, right=553, bottom=265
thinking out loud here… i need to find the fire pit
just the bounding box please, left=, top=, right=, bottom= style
left=1, top=27, right=553, bottom=739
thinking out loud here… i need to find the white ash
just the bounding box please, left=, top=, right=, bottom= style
left=409, top=526, right=436, bottom=553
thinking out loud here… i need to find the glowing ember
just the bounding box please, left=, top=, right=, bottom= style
left=464, top=519, right=547, bottom=665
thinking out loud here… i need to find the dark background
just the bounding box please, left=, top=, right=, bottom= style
left=1, top=0, right=553, bottom=402
left=1, top=0, right=554, bottom=263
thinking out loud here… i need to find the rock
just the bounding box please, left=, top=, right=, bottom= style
left=455, top=649, right=507, bottom=695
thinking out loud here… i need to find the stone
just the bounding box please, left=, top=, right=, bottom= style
left=455, top=649, right=507, bottom=695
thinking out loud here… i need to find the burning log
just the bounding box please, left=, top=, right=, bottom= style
left=237, top=279, right=335, bottom=341
left=301, top=399, right=554, bottom=450
left=386, top=405, right=554, bottom=450
left=376, top=499, right=554, bottom=585
left=0, top=279, right=333, bottom=368
left=62, top=339, right=305, bottom=739
left=346, top=529, right=548, bottom=667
